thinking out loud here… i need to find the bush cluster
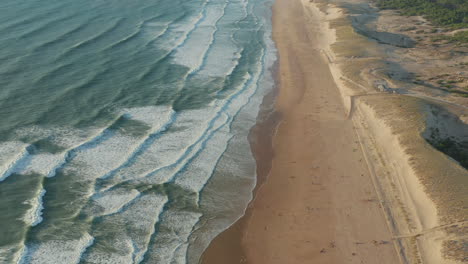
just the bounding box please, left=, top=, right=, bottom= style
left=375, top=0, right=468, bottom=28
left=432, top=31, right=468, bottom=43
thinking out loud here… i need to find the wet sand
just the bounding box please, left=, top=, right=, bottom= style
left=201, top=0, right=401, bottom=263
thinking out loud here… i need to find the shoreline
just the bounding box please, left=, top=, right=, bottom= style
left=199, top=58, right=282, bottom=264
left=201, top=0, right=467, bottom=263
left=202, top=0, right=400, bottom=263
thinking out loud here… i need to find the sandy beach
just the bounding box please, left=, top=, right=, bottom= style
left=202, top=0, right=401, bottom=262
left=202, top=0, right=468, bottom=263
left=0, top=0, right=464, bottom=262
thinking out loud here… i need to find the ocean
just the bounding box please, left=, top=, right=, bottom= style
left=0, top=0, right=276, bottom=263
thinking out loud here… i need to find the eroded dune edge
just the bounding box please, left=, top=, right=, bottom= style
left=307, top=0, right=467, bottom=262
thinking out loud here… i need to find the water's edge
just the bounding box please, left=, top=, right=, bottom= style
left=191, top=0, right=280, bottom=262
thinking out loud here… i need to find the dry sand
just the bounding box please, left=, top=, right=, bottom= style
left=202, top=0, right=468, bottom=263
left=201, top=0, right=403, bottom=263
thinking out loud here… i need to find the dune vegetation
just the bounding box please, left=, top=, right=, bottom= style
left=376, top=0, right=468, bottom=29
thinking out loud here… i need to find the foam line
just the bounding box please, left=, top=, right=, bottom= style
left=120, top=38, right=257, bottom=190
left=127, top=194, right=169, bottom=263
left=141, top=11, right=185, bottom=49
left=23, top=189, right=46, bottom=227
left=81, top=194, right=169, bottom=264
left=42, top=129, right=114, bottom=179
left=173, top=126, right=233, bottom=197
left=170, top=0, right=211, bottom=52
left=0, top=1, right=277, bottom=264
left=0, top=141, right=28, bottom=181
left=122, top=106, right=175, bottom=127
left=134, top=198, right=169, bottom=264
left=177, top=45, right=266, bottom=204
left=136, top=1, right=211, bottom=83
left=114, top=2, right=250, bottom=189
left=194, top=0, right=245, bottom=77
left=90, top=189, right=141, bottom=216
left=38, top=108, right=164, bottom=179
left=141, top=111, right=230, bottom=184
left=95, top=112, right=212, bottom=190
left=140, top=209, right=202, bottom=263
left=94, top=107, right=230, bottom=198
left=19, top=233, right=94, bottom=264
left=95, top=109, right=176, bottom=181
left=0, top=244, right=25, bottom=264
left=0, top=145, right=32, bottom=182
left=171, top=77, right=254, bottom=179
left=17, top=153, right=67, bottom=177
left=172, top=0, right=229, bottom=75
left=136, top=77, right=255, bottom=188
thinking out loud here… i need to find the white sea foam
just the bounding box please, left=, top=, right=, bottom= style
left=143, top=21, right=171, bottom=41
left=174, top=115, right=230, bottom=194
left=19, top=233, right=94, bottom=264
left=15, top=153, right=65, bottom=177
left=0, top=153, right=31, bottom=182
left=90, top=189, right=141, bottom=216
left=0, top=1, right=278, bottom=264
left=104, top=130, right=191, bottom=184
left=0, top=141, right=28, bottom=167
left=187, top=0, right=279, bottom=260
left=0, top=244, right=25, bottom=264
left=175, top=52, right=263, bottom=199
left=0, top=141, right=28, bottom=181
left=121, top=194, right=168, bottom=263
left=81, top=110, right=176, bottom=186
left=106, top=69, right=255, bottom=193
left=143, top=210, right=202, bottom=264
left=0, top=126, right=110, bottom=182
left=145, top=111, right=227, bottom=189
left=156, top=0, right=210, bottom=52
left=62, top=131, right=141, bottom=180
left=82, top=194, right=168, bottom=264
left=81, top=242, right=133, bottom=264
left=172, top=0, right=228, bottom=74
left=171, top=242, right=190, bottom=264
left=195, top=0, right=246, bottom=77
left=122, top=105, right=174, bottom=126
left=13, top=126, right=100, bottom=150
left=23, top=189, right=46, bottom=227
left=1, top=107, right=174, bottom=181
left=102, top=107, right=223, bottom=186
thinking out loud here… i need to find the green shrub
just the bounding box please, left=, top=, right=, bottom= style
left=430, top=31, right=468, bottom=43
left=450, top=31, right=468, bottom=42
left=375, top=0, right=468, bottom=28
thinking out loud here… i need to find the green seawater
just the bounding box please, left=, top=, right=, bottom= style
left=0, top=0, right=276, bottom=262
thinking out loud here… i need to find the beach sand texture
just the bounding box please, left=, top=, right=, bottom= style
left=202, top=0, right=402, bottom=263
left=202, top=0, right=468, bottom=263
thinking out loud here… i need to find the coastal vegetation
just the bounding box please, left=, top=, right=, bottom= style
left=375, top=0, right=468, bottom=28
left=427, top=127, right=468, bottom=169
left=431, top=31, right=468, bottom=44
